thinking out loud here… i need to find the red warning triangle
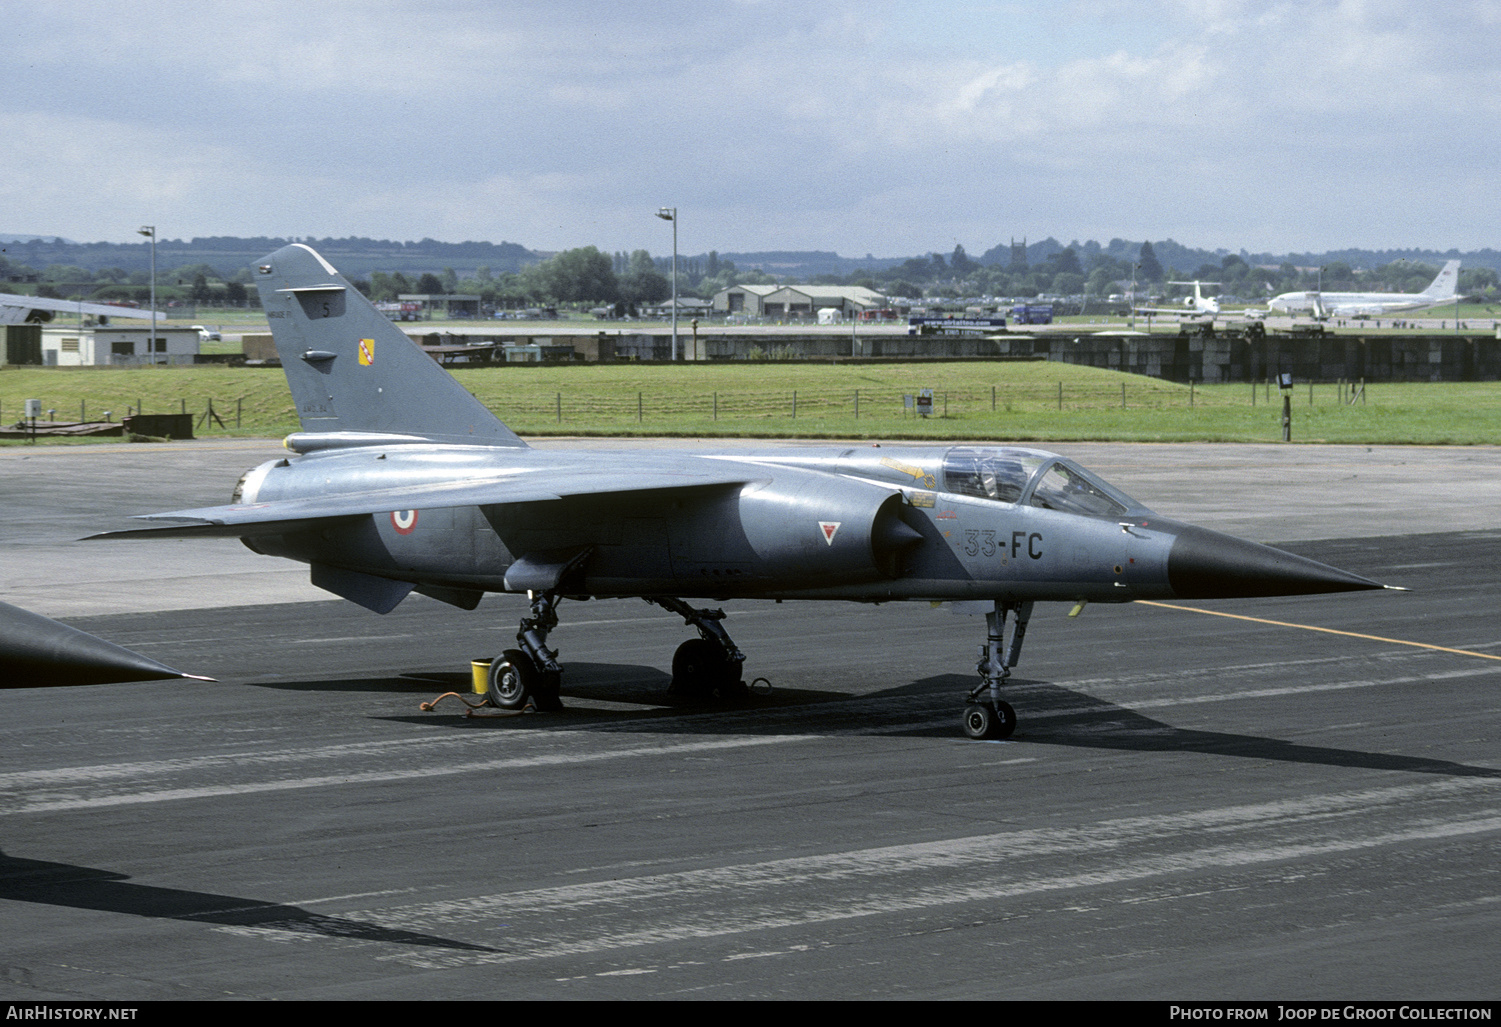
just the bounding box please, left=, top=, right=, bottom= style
left=819, top=521, right=841, bottom=545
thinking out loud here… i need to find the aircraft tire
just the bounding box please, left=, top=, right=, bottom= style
left=531, top=670, right=564, bottom=712
left=670, top=638, right=724, bottom=698
left=489, top=649, right=537, bottom=710
left=716, top=674, right=750, bottom=701
left=963, top=701, right=1016, bottom=740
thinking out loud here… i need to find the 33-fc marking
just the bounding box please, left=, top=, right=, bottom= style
left=964, top=529, right=1042, bottom=559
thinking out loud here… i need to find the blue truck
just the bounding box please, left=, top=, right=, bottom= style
left=1010, top=304, right=1053, bottom=325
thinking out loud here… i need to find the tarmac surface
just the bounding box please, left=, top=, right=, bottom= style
left=1, top=439, right=1498, bottom=999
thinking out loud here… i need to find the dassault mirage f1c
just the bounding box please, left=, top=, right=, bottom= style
left=93, top=244, right=1389, bottom=739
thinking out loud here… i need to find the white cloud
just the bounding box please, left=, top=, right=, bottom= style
left=1, top=1, right=1496, bottom=254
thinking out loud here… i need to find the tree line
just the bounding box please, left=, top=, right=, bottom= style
left=801, top=243, right=1498, bottom=305
left=0, top=254, right=254, bottom=306
left=5, top=241, right=1497, bottom=310
left=359, top=247, right=781, bottom=310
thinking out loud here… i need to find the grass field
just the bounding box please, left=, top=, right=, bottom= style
left=2, top=360, right=1498, bottom=445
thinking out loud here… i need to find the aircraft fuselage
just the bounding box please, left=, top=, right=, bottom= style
left=234, top=441, right=1369, bottom=610
left=1268, top=291, right=1450, bottom=316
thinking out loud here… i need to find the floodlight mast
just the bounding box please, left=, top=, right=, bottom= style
left=656, top=207, right=677, bottom=361
left=137, top=226, right=156, bottom=354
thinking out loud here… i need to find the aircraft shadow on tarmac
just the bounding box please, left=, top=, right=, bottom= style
left=250, top=671, right=491, bottom=694
left=962, top=677, right=1501, bottom=778
left=252, top=661, right=851, bottom=709
left=263, top=660, right=1501, bottom=778
left=339, top=662, right=1501, bottom=777
left=0, top=848, right=495, bottom=952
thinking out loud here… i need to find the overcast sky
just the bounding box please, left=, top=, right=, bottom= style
left=3, top=1, right=1497, bottom=258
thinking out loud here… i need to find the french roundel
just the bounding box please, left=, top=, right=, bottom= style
left=391, top=510, right=418, bottom=534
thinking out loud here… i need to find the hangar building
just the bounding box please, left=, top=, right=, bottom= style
left=713, top=284, right=886, bottom=318
left=712, top=284, right=779, bottom=315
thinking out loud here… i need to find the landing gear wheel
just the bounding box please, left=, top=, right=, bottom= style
left=963, top=701, right=1016, bottom=741
left=717, top=675, right=750, bottom=701
left=488, top=648, right=537, bottom=710
left=530, top=669, right=563, bottom=712
left=671, top=638, right=741, bottom=699
left=671, top=638, right=720, bottom=697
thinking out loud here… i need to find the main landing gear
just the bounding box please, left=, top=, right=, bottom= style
left=488, top=591, right=564, bottom=711
left=487, top=593, right=750, bottom=711
left=647, top=597, right=749, bottom=700
left=963, top=599, right=1032, bottom=740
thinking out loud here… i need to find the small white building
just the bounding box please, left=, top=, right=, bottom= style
left=41, top=326, right=201, bottom=366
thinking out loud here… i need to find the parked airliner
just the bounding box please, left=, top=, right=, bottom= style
left=1268, top=261, right=1460, bottom=318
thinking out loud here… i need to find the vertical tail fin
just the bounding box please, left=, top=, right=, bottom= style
left=253, top=244, right=526, bottom=446
left=1422, top=260, right=1461, bottom=300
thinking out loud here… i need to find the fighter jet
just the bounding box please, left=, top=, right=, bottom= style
left=0, top=599, right=210, bottom=686
left=91, top=244, right=1387, bottom=739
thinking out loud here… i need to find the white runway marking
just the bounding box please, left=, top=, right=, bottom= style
left=0, top=734, right=817, bottom=815
left=321, top=777, right=1501, bottom=969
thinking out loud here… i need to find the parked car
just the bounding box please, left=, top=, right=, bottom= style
left=192, top=325, right=221, bottom=341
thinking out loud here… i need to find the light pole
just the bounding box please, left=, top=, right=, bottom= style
left=137, top=225, right=156, bottom=356
left=656, top=207, right=677, bottom=360
left=1454, top=264, right=1461, bottom=335
left=1394, top=258, right=1407, bottom=331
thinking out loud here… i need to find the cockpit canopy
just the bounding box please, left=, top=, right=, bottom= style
left=941, top=446, right=1143, bottom=519
left=942, top=447, right=1044, bottom=505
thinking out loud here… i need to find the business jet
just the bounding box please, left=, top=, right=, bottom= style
left=1135, top=281, right=1220, bottom=319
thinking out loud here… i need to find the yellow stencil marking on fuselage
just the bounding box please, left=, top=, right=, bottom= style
left=881, top=457, right=936, bottom=488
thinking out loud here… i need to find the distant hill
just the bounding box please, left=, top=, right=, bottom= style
left=1273, top=246, right=1501, bottom=272
left=5, top=233, right=1498, bottom=280
left=0, top=234, right=77, bottom=245
left=716, top=251, right=907, bottom=277
left=977, top=237, right=1501, bottom=273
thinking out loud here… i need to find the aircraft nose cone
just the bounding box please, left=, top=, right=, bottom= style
left=1164, top=523, right=1384, bottom=599
left=0, top=600, right=204, bottom=686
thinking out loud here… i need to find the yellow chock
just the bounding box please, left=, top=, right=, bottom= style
left=471, top=658, right=492, bottom=695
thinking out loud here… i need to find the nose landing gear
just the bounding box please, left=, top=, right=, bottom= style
left=963, top=599, right=1031, bottom=740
